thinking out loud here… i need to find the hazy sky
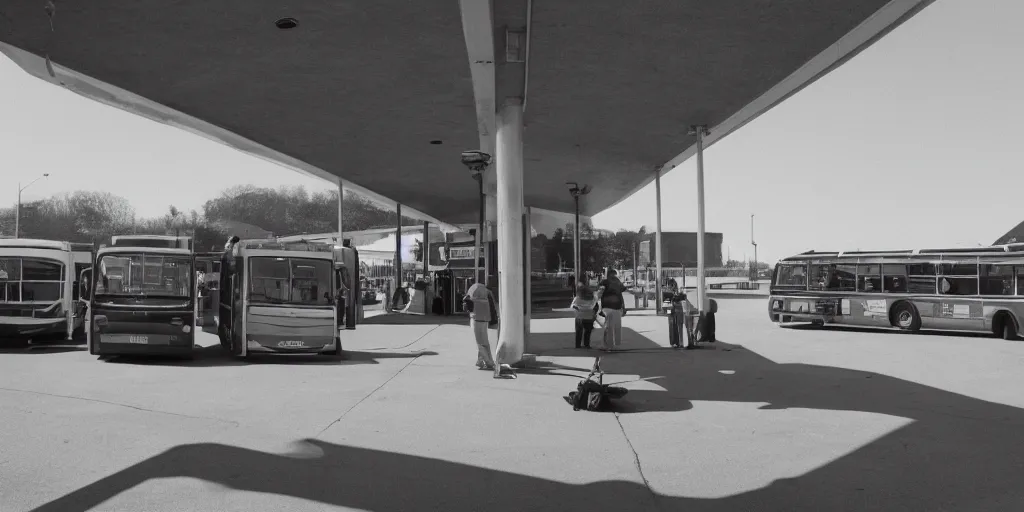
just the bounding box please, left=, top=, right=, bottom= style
left=2, top=0, right=1021, bottom=262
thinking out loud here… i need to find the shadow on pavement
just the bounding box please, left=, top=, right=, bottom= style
left=103, top=345, right=437, bottom=367
left=26, top=315, right=1024, bottom=510
left=360, top=313, right=471, bottom=326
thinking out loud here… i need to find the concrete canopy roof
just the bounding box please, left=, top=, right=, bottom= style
left=0, top=1, right=933, bottom=223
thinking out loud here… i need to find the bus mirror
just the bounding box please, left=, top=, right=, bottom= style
left=80, top=268, right=92, bottom=300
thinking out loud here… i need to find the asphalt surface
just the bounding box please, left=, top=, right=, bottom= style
left=3, top=298, right=1024, bottom=511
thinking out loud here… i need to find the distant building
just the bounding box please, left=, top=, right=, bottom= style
left=637, top=231, right=724, bottom=268
left=994, top=220, right=1024, bottom=246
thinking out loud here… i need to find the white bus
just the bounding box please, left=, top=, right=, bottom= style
left=0, top=238, right=93, bottom=342
left=769, top=244, right=1024, bottom=339
left=217, top=238, right=357, bottom=357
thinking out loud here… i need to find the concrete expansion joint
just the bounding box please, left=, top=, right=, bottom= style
left=0, top=386, right=239, bottom=427
left=613, top=412, right=663, bottom=508
left=315, top=352, right=426, bottom=437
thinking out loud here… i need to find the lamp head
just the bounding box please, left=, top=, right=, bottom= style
left=460, top=150, right=492, bottom=173
left=565, top=182, right=591, bottom=197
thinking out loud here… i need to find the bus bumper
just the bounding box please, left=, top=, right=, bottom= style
left=93, top=333, right=195, bottom=356
left=0, top=317, right=69, bottom=340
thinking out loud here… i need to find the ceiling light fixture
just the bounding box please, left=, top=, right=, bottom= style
left=275, top=17, right=299, bottom=30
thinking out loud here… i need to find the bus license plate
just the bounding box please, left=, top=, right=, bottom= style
left=129, top=335, right=149, bottom=344
left=278, top=340, right=305, bottom=348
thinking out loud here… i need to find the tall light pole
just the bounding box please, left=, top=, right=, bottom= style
left=15, top=173, right=50, bottom=239
left=462, top=151, right=492, bottom=284
left=750, top=214, right=758, bottom=281
left=566, top=182, right=591, bottom=286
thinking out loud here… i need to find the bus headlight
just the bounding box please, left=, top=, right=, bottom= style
left=772, top=300, right=783, bottom=311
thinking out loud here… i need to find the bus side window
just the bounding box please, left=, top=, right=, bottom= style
left=882, top=264, right=908, bottom=293
left=939, top=262, right=978, bottom=296
left=776, top=264, right=807, bottom=288
left=1018, top=267, right=1024, bottom=296
left=980, top=265, right=1014, bottom=295
left=857, top=265, right=881, bottom=292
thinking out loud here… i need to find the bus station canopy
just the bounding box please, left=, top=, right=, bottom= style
left=0, top=1, right=934, bottom=225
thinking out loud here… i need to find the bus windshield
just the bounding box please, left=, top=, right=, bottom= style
left=249, top=257, right=333, bottom=306
left=95, top=253, right=192, bottom=298
left=0, top=257, right=64, bottom=303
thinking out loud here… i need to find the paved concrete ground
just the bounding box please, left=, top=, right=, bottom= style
left=3, top=298, right=1024, bottom=511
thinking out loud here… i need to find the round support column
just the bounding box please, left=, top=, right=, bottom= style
left=495, top=98, right=525, bottom=365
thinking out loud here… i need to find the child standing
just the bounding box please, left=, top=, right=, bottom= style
left=571, top=284, right=598, bottom=349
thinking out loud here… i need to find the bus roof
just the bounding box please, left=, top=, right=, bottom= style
left=236, top=239, right=336, bottom=253
left=110, top=235, right=192, bottom=250
left=781, top=243, right=1024, bottom=262
left=97, top=247, right=193, bottom=257
left=0, top=238, right=71, bottom=251
left=69, top=242, right=95, bottom=253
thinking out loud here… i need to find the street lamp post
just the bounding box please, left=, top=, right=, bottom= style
left=461, top=151, right=492, bottom=284
left=566, top=182, right=591, bottom=286
left=750, top=214, right=758, bottom=281
left=15, top=173, right=50, bottom=239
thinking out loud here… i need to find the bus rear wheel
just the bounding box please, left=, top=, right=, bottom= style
left=993, top=312, right=1018, bottom=340
left=890, top=302, right=920, bottom=331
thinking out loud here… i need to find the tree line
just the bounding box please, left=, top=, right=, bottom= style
left=0, top=185, right=768, bottom=274
left=0, top=185, right=418, bottom=251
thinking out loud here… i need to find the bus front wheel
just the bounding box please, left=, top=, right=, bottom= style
left=890, top=302, right=920, bottom=331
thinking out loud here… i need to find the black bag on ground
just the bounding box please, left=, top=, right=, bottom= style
left=567, top=360, right=629, bottom=411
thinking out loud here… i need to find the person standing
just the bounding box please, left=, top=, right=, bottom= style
left=597, top=269, right=626, bottom=351
left=463, top=282, right=497, bottom=371
left=570, top=284, right=598, bottom=349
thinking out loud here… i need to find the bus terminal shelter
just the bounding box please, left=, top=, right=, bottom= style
left=0, top=0, right=936, bottom=365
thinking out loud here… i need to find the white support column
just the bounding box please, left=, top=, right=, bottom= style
left=524, top=207, right=532, bottom=347
left=394, top=204, right=403, bottom=310
left=423, top=220, right=430, bottom=314
left=495, top=98, right=525, bottom=364
left=574, top=197, right=580, bottom=284
left=692, top=125, right=709, bottom=314
left=337, top=181, right=344, bottom=244
left=655, top=169, right=663, bottom=314
left=485, top=194, right=497, bottom=286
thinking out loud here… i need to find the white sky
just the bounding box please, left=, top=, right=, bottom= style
left=2, top=0, right=1022, bottom=262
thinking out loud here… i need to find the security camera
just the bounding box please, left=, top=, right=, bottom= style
left=460, top=150, right=492, bottom=173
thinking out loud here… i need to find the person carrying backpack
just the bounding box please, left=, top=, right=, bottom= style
left=463, top=283, right=496, bottom=371
left=570, top=284, right=599, bottom=349
left=596, top=269, right=626, bottom=351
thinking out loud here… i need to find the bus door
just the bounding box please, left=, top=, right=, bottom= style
left=233, top=256, right=246, bottom=356
left=80, top=267, right=93, bottom=349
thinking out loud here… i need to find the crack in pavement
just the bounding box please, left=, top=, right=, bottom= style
left=315, top=353, right=425, bottom=437
left=0, top=387, right=239, bottom=427
left=315, top=325, right=442, bottom=437
left=614, top=412, right=664, bottom=510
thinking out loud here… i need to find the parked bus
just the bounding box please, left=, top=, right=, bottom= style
left=769, top=244, right=1024, bottom=339
left=216, top=238, right=359, bottom=357
left=0, top=239, right=93, bottom=342
left=83, top=235, right=196, bottom=356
